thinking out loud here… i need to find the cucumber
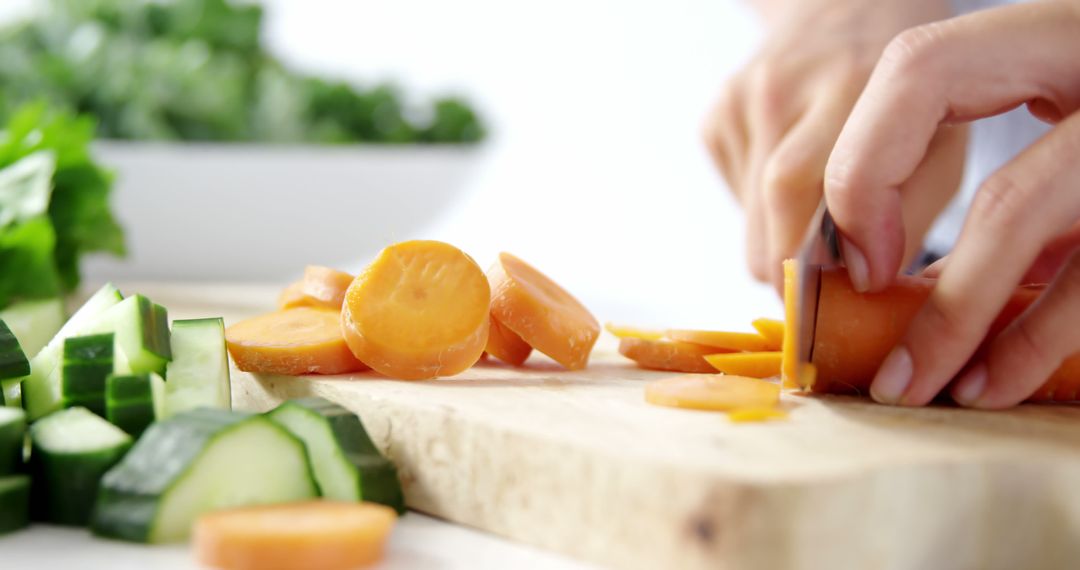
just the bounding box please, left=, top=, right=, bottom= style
left=0, top=320, right=29, bottom=381
left=267, top=398, right=405, bottom=513
left=92, top=409, right=318, bottom=543
left=0, top=475, right=30, bottom=535
left=29, top=407, right=132, bottom=525
left=0, top=407, right=26, bottom=475
left=61, top=333, right=114, bottom=416
left=105, top=373, right=165, bottom=438
left=0, top=297, right=66, bottom=358
left=86, top=295, right=171, bottom=376
left=22, top=284, right=124, bottom=420
left=163, top=318, right=230, bottom=417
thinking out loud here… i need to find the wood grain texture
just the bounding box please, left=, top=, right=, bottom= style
left=137, top=282, right=1080, bottom=570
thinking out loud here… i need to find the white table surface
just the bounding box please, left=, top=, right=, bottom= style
left=0, top=513, right=595, bottom=569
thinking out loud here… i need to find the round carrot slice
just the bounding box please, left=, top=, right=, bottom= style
left=194, top=501, right=397, bottom=570
left=665, top=329, right=774, bottom=352
left=644, top=375, right=780, bottom=411
left=750, top=318, right=785, bottom=349
left=341, top=240, right=489, bottom=380
left=226, top=308, right=368, bottom=375
left=618, top=337, right=719, bottom=374
left=279, top=266, right=355, bottom=310
left=485, top=316, right=532, bottom=366
left=488, top=252, right=599, bottom=370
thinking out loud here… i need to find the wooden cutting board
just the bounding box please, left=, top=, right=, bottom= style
left=139, top=282, right=1080, bottom=570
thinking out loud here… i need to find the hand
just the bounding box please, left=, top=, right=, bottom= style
left=824, top=0, right=1080, bottom=408
left=704, top=0, right=961, bottom=288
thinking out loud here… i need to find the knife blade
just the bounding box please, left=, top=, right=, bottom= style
left=793, top=200, right=842, bottom=382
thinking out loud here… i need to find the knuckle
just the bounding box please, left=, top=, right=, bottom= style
left=969, top=173, right=1031, bottom=233
left=880, top=23, right=948, bottom=74
left=762, top=153, right=814, bottom=211
left=748, top=66, right=788, bottom=116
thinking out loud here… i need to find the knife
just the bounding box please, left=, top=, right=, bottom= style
left=793, top=200, right=842, bottom=385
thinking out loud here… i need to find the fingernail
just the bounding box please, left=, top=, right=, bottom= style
left=871, top=346, right=912, bottom=405
left=952, top=363, right=988, bottom=407
left=841, top=237, right=870, bottom=293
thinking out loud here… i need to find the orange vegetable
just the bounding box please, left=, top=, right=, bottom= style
left=279, top=266, right=355, bottom=310
left=603, top=323, right=664, bottom=341
left=341, top=240, right=489, bottom=380
left=226, top=308, right=368, bottom=375
left=666, top=329, right=773, bottom=352
left=750, top=318, right=785, bottom=349
left=277, top=281, right=306, bottom=309
left=781, top=260, right=800, bottom=388
left=485, top=316, right=532, bottom=366
left=193, top=501, right=397, bottom=570
left=644, top=375, right=780, bottom=411
left=727, top=407, right=789, bottom=423
left=704, top=352, right=782, bottom=378
left=488, top=252, right=599, bottom=370
left=618, top=337, right=719, bottom=374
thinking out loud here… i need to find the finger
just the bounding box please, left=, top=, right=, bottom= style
left=1021, top=223, right=1080, bottom=284
left=703, top=84, right=749, bottom=199
left=952, top=251, right=1080, bottom=409
left=895, top=124, right=968, bottom=269
left=825, top=2, right=1080, bottom=292
left=872, top=110, right=1080, bottom=407
left=921, top=256, right=947, bottom=279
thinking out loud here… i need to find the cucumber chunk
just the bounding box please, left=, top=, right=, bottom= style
left=29, top=407, right=132, bottom=525
left=22, top=284, right=124, bottom=420
left=92, top=409, right=317, bottom=543
left=0, top=475, right=31, bottom=535
left=61, top=333, right=114, bottom=416
left=163, top=318, right=230, bottom=417
left=0, top=407, right=26, bottom=475
left=267, top=398, right=405, bottom=513
left=86, top=295, right=171, bottom=376
left=0, top=320, right=29, bottom=381
left=105, top=373, right=165, bottom=438
left=0, top=297, right=65, bottom=359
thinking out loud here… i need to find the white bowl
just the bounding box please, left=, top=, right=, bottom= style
left=83, top=141, right=481, bottom=281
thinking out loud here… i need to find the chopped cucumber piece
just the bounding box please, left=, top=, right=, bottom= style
left=0, top=320, right=29, bottom=380
left=61, top=333, right=114, bottom=416
left=86, top=295, right=171, bottom=376
left=92, top=409, right=317, bottom=543
left=267, top=398, right=404, bottom=513
left=0, top=298, right=65, bottom=358
left=30, top=407, right=132, bottom=525
left=22, top=284, right=124, bottom=420
left=0, top=475, right=30, bottom=535
left=105, top=373, right=164, bottom=438
left=0, top=407, right=26, bottom=475
left=164, top=318, right=230, bottom=417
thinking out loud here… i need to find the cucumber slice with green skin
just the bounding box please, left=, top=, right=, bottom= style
left=22, top=284, right=124, bottom=420
left=30, top=407, right=132, bottom=526
left=0, top=407, right=27, bottom=475
left=61, top=333, right=114, bottom=416
left=267, top=398, right=405, bottom=513
left=0, top=475, right=31, bottom=535
left=92, top=409, right=318, bottom=543
left=0, top=320, right=29, bottom=380
left=0, top=297, right=65, bottom=359
left=86, top=295, right=171, bottom=376
left=105, top=373, right=165, bottom=438
left=163, top=318, right=230, bottom=417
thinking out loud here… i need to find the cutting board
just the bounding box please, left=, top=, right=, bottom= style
left=138, top=282, right=1080, bottom=570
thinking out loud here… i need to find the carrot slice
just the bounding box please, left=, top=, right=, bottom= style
left=226, top=308, right=369, bottom=375
left=488, top=252, right=599, bottom=370
left=341, top=240, right=489, bottom=380
left=704, top=352, right=782, bottom=378
left=618, top=337, right=718, bottom=374
left=604, top=323, right=664, bottom=341
left=644, top=375, right=780, bottom=411
left=485, top=316, right=532, bottom=366
left=277, top=281, right=306, bottom=309
left=727, top=407, right=788, bottom=423
left=280, top=266, right=355, bottom=310
left=750, top=318, right=784, bottom=349
left=194, top=501, right=397, bottom=570
left=665, top=329, right=773, bottom=352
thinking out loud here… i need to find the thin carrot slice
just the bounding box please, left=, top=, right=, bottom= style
left=341, top=240, right=489, bottom=380
left=781, top=259, right=803, bottom=388
left=618, top=337, right=718, bottom=374
left=488, top=252, right=599, bottom=370
left=727, top=407, right=788, bottom=423
left=665, top=329, right=773, bottom=352
left=603, top=323, right=664, bottom=341
left=485, top=316, right=532, bottom=366
left=226, top=308, right=368, bottom=375
left=704, top=351, right=782, bottom=378
left=277, top=281, right=306, bottom=309
left=750, top=318, right=784, bottom=350
left=194, top=501, right=397, bottom=570
left=644, top=375, right=780, bottom=411
left=280, top=266, right=355, bottom=310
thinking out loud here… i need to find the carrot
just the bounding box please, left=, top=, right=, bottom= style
left=226, top=308, right=368, bottom=375
left=644, top=375, right=780, bottom=411
left=603, top=323, right=664, bottom=341
left=704, top=352, right=782, bottom=378
left=665, top=329, right=773, bottom=352
left=488, top=252, right=600, bottom=370
left=781, top=260, right=800, bottom=387
left=485, top=316, right=532, bottom=366
left=727, top=407, right=789, bottom=422
left=750, top=318, right=785, bottom=349
left=341, top=240, right=489, bottom=380
left=193, top=501, right=397, bottom=570
left=618, top=337, right=719, bottom=374
left=279, top=266, right=355, bottom=310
